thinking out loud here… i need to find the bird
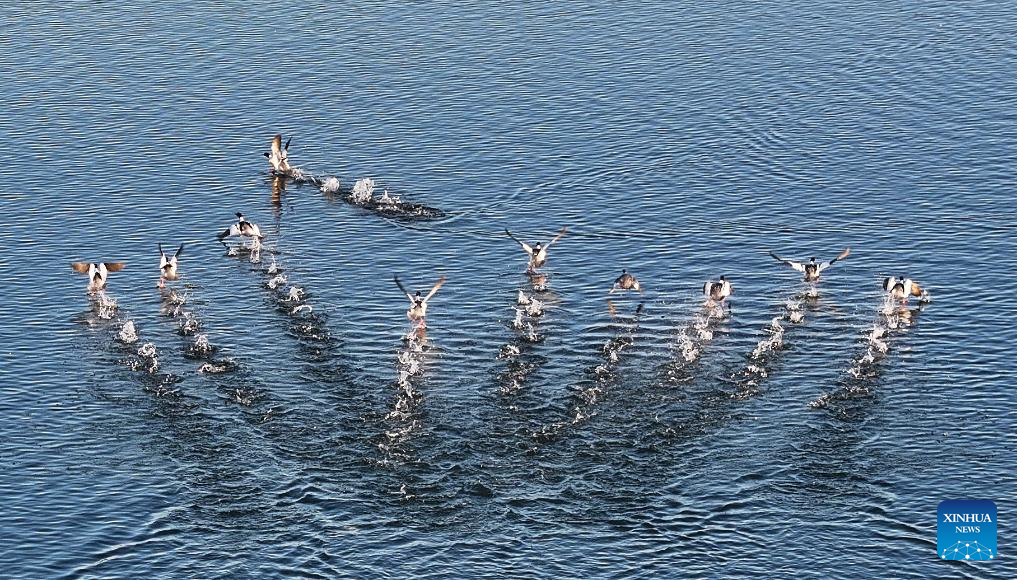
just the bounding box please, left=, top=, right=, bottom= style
left=703, top=276, right=733, bottom=304
left=769, top=248, right=850, bottom=282
left=395, top=275, right=446, bottom=326
left=158, top=243, right=184, bottom=288
left=505, top=225, right=567, bottom=272
left=71, top=261, right=125, bottom=293
left=882, top=276, right=924, bottom=303
left=218, top=213, right=263, bottom=246
left=610, top=269, right=641, bottom=293
left=264, top=134, right=292, bottom=176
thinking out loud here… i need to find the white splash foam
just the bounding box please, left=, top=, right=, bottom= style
left=320, top=176, right=342, bottom=194
left=118, top=320, right=138, bottom=344
left=378, top=189, right=400, bottom=205
left=351, top=177, right=375, bottom=204
left=95, top=292, right=118, bottom=319
left=286, top=286, right=304, bottom=302
left=525, top=298, right=544, bottom=317
left=267, top=274, right=287, bottom=290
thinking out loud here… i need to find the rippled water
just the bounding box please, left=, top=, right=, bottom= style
left=2, top=2, right=1015, bottom=577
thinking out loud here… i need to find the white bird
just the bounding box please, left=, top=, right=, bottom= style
left=882, top=276, right=924, bottom=303
left=71, top=261, right=125, bottom=293
left=264, top=134, right=292, bottom=175
left=703, top=276, right=733, bottom=304
left=218, top=213, right=263, bottom=246
left=158, top=243, right=184, bottom=288
left=395, top=275, right=446, bottom=326
left=610, top=269, right=642, bottom=293
left=769, top=248, right=850, bottom=282
left=505, top=226, right=567, bottom=272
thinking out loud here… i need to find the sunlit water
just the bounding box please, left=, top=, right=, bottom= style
left=2, top=2, right=1015, bottom=577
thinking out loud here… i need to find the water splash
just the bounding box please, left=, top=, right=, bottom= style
left=178, top=313, right=201, bottom=336
left=135, top=342, right=159, bottom=374
left=93, top=292, right=118, bottom=320
left=319, top=176, right=342, bottom=195
left=117, top=320, right=138, bottom=344
left=351, top=177, right=375, bottom=204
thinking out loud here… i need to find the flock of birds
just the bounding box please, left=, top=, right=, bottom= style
left=71, top=134, right=932, bottom=327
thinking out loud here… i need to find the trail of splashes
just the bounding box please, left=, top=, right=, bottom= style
left=380, top=330, right=431, bottom=454
left=496, top=289, right=550, bottom=394
left=809, top=298, right=926, bottom=409
left=93, top=292, right=118, bottom=320
left=533, top=308, right=642, bottom=443
left=729, top=295, right=808, bottom=398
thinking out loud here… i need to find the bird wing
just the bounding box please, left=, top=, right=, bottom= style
left=818, top=247, right=850, bottom=272
left=703, top=281, right=713, bottom=296
left=159, top=244, right=169, bottom=269
left=103, top=262, right=126, bottom=272
left=769, top=251, right=805, bottom=272
left=71, top=262, right=91, bottom=274
left=271, top=134, right=283, bottom=158
left=547, top=225, right=568, bottom=247
left=173, top=243, right=184, bottom=265
left=882, top=277, right=894, bottom=292
left=505, top=229, right=533, bottom=255
left=394, top=275, right=414, bottom=302
left=284, top=136, right=292, bottom=151
left=424, top=276, right=446, bottom=302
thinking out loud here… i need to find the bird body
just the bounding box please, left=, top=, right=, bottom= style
left=506, top=226, right=567, bottom=272
left=71, top=261, right=125, bottom=293
left=882, top=276, right=923, bottom=303
left=769, top=248, right=850, bottom=282
left=218, top=213, right=263, bottom=245
left=703, top=276, right=733, bottom=303
left=610, top=269, right=641, bottom=293
left=264, top=134, right=292, bottom=175
left=395, top=275, right=446, bottom=325
left=158, top=243, right=184, bottom=288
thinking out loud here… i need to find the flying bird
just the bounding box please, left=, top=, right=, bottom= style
left=264, top=134, right=293, bottom=175
left=71, top=261, right=125, bottom=293
left=158, top=243, right=184, bottom=288
left=505, top=225, right=567, bottom=272
left=395, top=275, right=446, bottom=326
left=769, top=248, right=851, bottom=282
left=218, top=213, right=263, bottom=247
left=703, top=276, right=733, bottom=305
left=882, top=276, right=924, bottom=303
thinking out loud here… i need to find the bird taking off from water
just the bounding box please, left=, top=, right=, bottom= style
left=769, top=248, right=850, bottom=282
left=609, top=269, right=642, bottom=293
left=218, top=213, right=264, bottom=247
left=505, top=225, right=567, bottom=273
left=703, top=276, right=733, bottom=306
left=158, top=243, right=184, bottom=288
left=395, top=275, right=446, bottom=326
left=71, top=261, right=125, bottom=293
left=264, top=134, right=293, bottom=176
left=882, top=276, right=927, bottom=304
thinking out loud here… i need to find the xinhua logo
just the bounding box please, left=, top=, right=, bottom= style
left=938, top=500, right=997, bottom=561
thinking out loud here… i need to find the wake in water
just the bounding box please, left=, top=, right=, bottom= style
left=495, top=285, right=555, bottom=395
left=809, top=297, right=928, bottom=411
left=319, top=176, right=445, bottom=219
left=379, top=326, right=434, bottom=457
left=727, top=292, right=814, bottom=400
left=113, top=318, right=182, bottom=397
left=532, top=301, right=644, bottom=443
left=660, top=302, right=726, bottom=387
